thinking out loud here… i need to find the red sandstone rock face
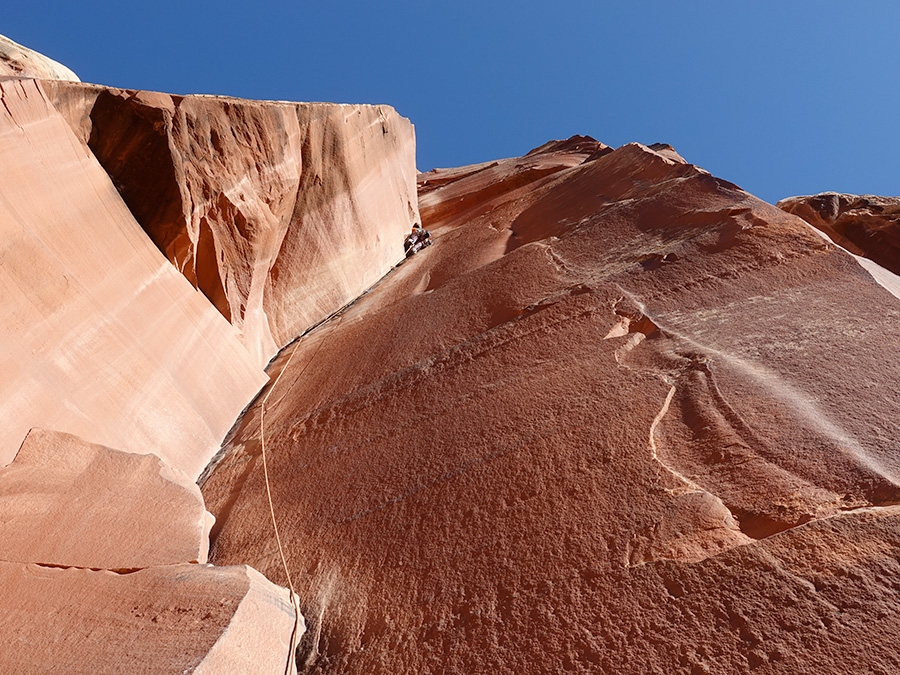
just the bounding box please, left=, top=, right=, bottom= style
left=203, top=139, right=900, bottom=673
left=0, top=33, right=79, bottom=81
left=417, top=134, right=609, bottom=230
left=3, top=41, right=424, bottom=673
left=43, top=80, right=419, bottom=366
left=0, top=78, right=265, bottom=478
left=778, top=192, right=900, bottom=276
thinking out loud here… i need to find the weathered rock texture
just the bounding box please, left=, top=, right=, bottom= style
left=778, top=192, right=900, bottom=276
left=0, top=77, right=266, bottom=478
left=203, top=137, right=900, bottom=673
left=0, top=429, right=213, bottom=570
left=0, top=561, right=301, bottom=675
left=43, top=80, right=419, bottom=366
left=0, top=32, right=79, bottom=81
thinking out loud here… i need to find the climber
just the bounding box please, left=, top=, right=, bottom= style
left=403, top=223, right=423, bottom=252
left=404, top=223, right=432, bottom=257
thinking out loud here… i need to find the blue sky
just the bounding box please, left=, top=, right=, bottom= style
left=5, top=2, right=898, bottom=203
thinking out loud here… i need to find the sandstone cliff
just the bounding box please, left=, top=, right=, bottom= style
left=778, top=192, right=900, bottom=277
left=203, top=138, right=900, bottom=674
left=0, top=76, right=266, bottom=479
left=0, top=36, right=422, bottom=674
left=43, top=81, right=419, bottom=367
left=5, top=32, right=900, bottom=675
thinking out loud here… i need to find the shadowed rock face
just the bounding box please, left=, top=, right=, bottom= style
left=203, top=139, right=900, bottom=674
left=43, top=81, right=419, bottom=367
left=778, top=192, right=900, bottom=276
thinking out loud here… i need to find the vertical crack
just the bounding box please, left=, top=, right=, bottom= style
left=649, top=385, right=702, bottom=494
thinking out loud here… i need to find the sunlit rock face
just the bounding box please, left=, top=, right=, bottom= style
left=44, top=81, right=419, bottom=367
left=0, top=561, right=301, bottom=675
left=0, top=77, right=266, bottom=479
left=778, top=192, right=900, bottom=276
left=203, top=137, right=900, bottom=674
left=0, top=428, right=304, bottom=675
left=0, top=429, right=214, bottom=570
left=0, top=33, right=79, bottom=81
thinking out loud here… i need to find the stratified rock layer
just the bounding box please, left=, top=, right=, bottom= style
left=0, top=429, right=213, bottom=570
left=778, top=192, right=900, bottom=276
left=0, top=561, right=301, bottom=675
left=0, top=77, right=266, bottom=478
left=43, top=81, right=419, bottom=366
left=0, top=33, right=78, bottom=81
left=203, top=139, right=900, bottom=673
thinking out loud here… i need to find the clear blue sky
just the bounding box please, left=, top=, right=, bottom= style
left=5, top=1, right=898, bottom=203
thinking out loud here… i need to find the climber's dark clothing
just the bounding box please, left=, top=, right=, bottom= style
left=404, top=226, right=432, bottom=256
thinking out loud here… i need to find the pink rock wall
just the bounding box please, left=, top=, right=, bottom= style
left=0, top=560, right=300, bottom=675
left=0, top=78, right=266, bottom=479
left=44, top=81, right=420, bottom=367
left=0, top=429, right=213, bottom=570
left=0, top=427, right=303, bottom=674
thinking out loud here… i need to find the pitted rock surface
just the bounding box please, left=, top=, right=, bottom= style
left=203, top=139, right=900, bottom=673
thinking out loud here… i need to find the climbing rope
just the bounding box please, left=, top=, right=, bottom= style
left=258, top=338, right=303, bottom=675
left=259, top=306, right=357, bottom=673
left=257, top=252, right=413, bottom=673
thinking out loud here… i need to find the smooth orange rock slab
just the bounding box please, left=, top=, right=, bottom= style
left=43, top=81, right=419, bottom=366
left=0, top=429, right=212, bottom=570
left=778, top=192, right=900, bottom=275
left=0, top=561, right=302, bottom=675
left=0, top=33, right=78, bottom=81
left=0, top=77, right=266, bottom=478
left=204, top=139, right=900, bottom=673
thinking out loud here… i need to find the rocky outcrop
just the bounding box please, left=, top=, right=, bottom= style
left=0, top=561, right=301, bottom=675
left=43, top=80, right=419, bottom=366
left=0, top=428, right=304, bottom=674
left=0, top=33, right=78, bottom=81
left=0, top=77, right=266, bottom=478
left=0, top=429, right=214, bottom=570
left=417, top=134, right=609, bottom=231
left=778, top=192, right=900, bottom=276
left=203, top=139, right=900, bottom=674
